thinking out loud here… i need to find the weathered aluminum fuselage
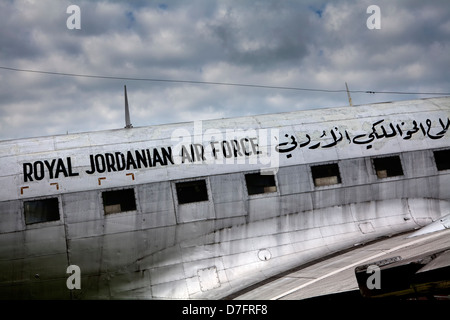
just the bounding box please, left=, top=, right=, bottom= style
left=0, top=97, right=449, bottom=299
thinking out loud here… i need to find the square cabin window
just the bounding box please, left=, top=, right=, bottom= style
left=24, top=198, right=60, bottom=225
left=311, top=163, right=342, bottom=187
left=245, top=172, right=277, bottom=195
left=434, top=149, right=450, bottom=171
left=373, top=156, right=404, bottom=179
left=176, top=180, right=209, bottom=204
left=102, top=188, right=137, bottom=214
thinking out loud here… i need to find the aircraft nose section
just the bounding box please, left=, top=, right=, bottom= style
left=408, top=213, right=450, bottom=238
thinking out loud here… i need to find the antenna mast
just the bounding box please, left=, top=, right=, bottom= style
left=124, top=85, right=133, bottom=128
left=345, top=82, right=353, bottom=107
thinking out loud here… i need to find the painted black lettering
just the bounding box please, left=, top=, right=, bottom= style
left=23, top=163, right=33, bottom=182
left=181, top=145, right=192, bottom=163
left=105, top=153, right=116, bottom=172
left=162, top=147, right=175, bottom=165
left=115, top=152, right=126, bottom=171
left=34, top=161, right=45, bottom=181
left=44, top=159, right=56, bottom=179
left=146, top=149, right=153, bottom=167
left=190, top=145, right=196, bottom=162
left=210, top=142, right=219, bottom=159
left=86, top=154, right=96, bottom=174
left=231, top=140, right=243, bottom=157
left=249, top=138, right=262, bottom=155
left=67, top=157, right=79, bottom=177
left=195, top=144, right=206, bottom=161
left=55, top=158, right=69, bottom=178
left=240, top=138, right=252, bottom=156
left=126, top=151, right=137, bottom=170
left=153, top=148, right=165, bottom=166
left=221, top=141, right=232, bottom=158
left=135, top=150, right=148, bottom=168
left=95, top=154, right=106, bottom=173
left=190, top=144, right=205, bottom=162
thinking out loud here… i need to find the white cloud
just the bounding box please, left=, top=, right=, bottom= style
left=0, top=0, right=449, bottom=140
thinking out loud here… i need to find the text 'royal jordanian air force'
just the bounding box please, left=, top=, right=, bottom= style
left=21, top=116, right=449, bottom=183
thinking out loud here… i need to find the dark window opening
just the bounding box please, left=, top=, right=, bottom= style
left=245, top=172, right=277, bottom=195
left=24, top=198, right=60, bottom=225
left=434, top=149, right=450, bottom=171
left=102, top=188, right=137, bottom=214
left=311, top=163, right=342, bottom=187
left=176, top=180, right=208, bottom=204
left=373, top=156, right=404, bottom=178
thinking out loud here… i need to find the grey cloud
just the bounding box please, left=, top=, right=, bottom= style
left=205, top=4, right=313, bottom=70
left=0, top=0, right=449, bottom=140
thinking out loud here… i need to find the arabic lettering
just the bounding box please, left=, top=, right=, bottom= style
left=275, top=134, right=297, bottom=158
left=275, top=117, right=450, bottom=158
left=322, top=127, right=343, bottom=148
left=427, top=118, right=450, bottom=139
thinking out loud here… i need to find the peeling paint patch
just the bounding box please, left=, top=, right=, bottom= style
left=198, top=266, right=221, bottom=292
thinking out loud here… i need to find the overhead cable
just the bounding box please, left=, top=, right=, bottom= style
left=1, top=66, right=449, bottom=96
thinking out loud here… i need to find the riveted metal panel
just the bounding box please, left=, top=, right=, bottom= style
left=1, top=97, right=449, bottom=299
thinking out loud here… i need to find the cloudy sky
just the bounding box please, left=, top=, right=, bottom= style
left=1, top=0, right=449, bottom=140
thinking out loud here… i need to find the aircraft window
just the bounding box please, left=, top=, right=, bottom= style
left=373, top=156, right=404, bottom=178
left=245, top=172, right=277, bottom=195
left=311, top=163, right=342, bottom=187
left=434, top=149, right=450, bottom=171
left=176, top=180, right=208, bottom=204
left=24, top=198, right=60, bottom=225
left=102, top=188, right=137, bottom=214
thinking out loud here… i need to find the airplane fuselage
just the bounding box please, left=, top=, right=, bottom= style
left=0, top=97, right=449, bottom=299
